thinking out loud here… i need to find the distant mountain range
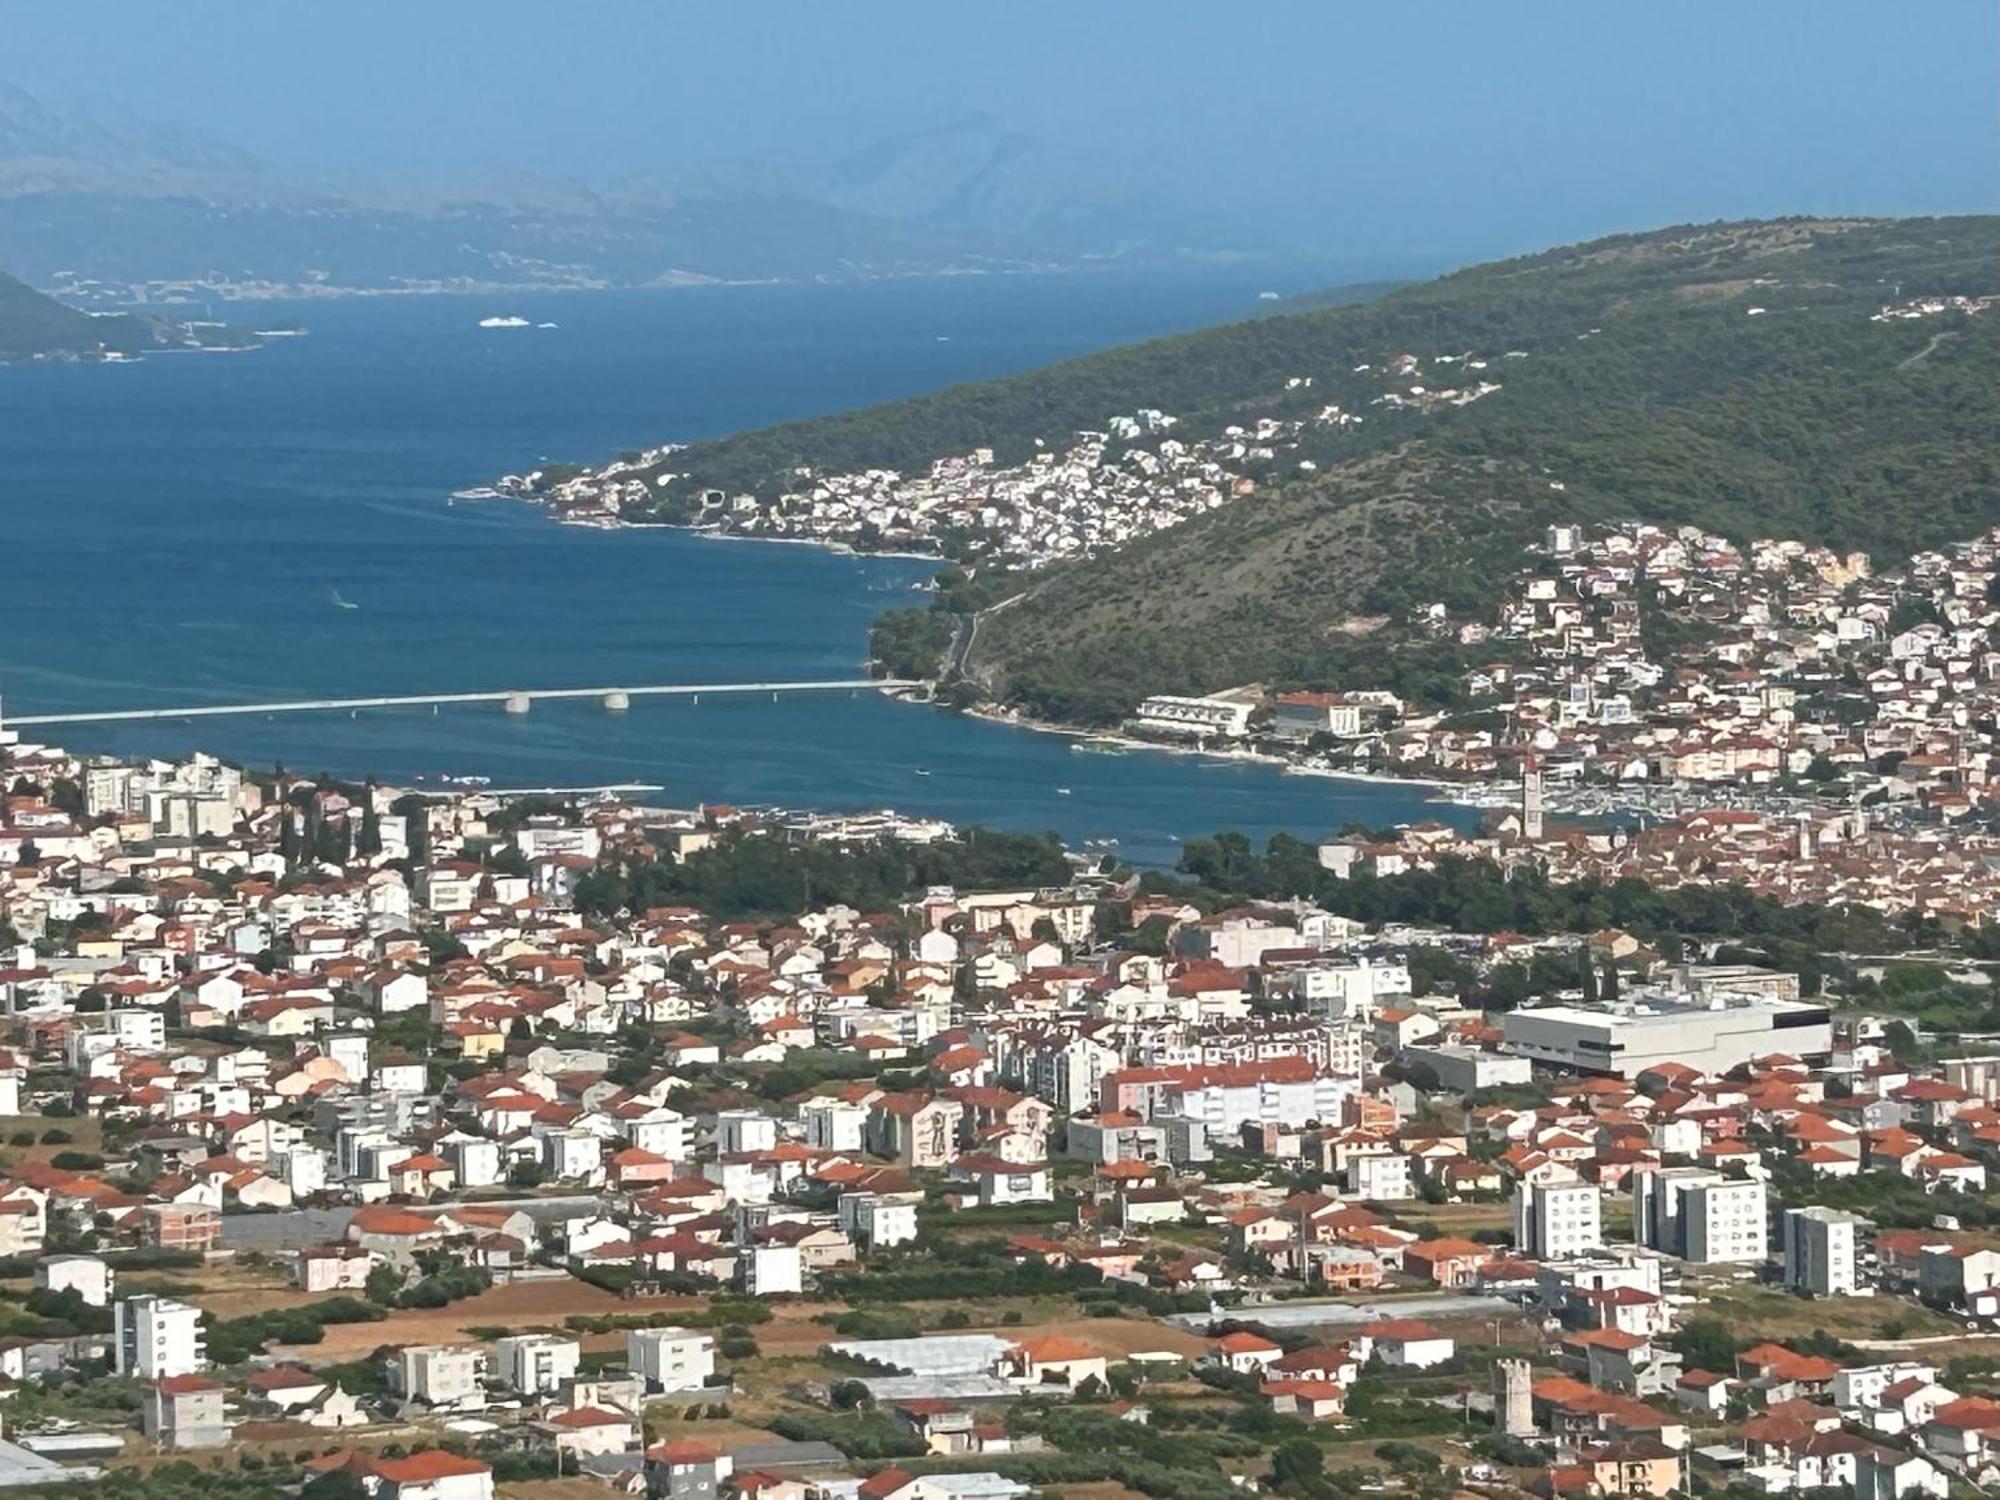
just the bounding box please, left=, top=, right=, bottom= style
left=0, top=83, right=1305, bottom=303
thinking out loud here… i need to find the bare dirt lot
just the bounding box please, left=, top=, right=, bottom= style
left=963, top=1313, right=1209, bottom=1360
left=277, top=1278, right=638, bottom=1356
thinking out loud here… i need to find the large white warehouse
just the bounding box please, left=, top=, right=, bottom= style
left=1499, top=990, right=1831, bottom=1079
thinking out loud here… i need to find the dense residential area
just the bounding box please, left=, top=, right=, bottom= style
left=0, top=725, right=1996, bottom=1499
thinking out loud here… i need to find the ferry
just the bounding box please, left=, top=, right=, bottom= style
left=478, top=315, right=530, bottom=329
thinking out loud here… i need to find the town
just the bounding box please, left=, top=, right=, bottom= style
left=0, top=719, right=1994, bottom=1499
left=492, top=349, right=1499, bottom=559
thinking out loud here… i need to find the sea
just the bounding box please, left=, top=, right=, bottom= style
left=0, top=269, right=1475, bottom=868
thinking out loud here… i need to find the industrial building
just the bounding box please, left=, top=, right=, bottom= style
left=1500, top=989, right=1831, bottom=1079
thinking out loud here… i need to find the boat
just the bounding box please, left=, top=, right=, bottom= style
left=913, top=768, right=932, bottom=777
left=329, top=588, right=359, bottom=611
left=1071, top=737, right=1128, bottom=755
left=1055, top=787, right=1072, bottom=795
left=478, top=315, right=530, bottom=329
left=449, top=486, right=507, bottom=501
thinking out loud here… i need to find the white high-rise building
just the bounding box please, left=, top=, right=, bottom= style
left=1635, top=1168, right=1767, bottom=1264
left=1513, top=1181, right=1602, bottom=1261
left=114, top=1294, right=206, bottom=1378
left=1782, top=1206, right=1865, bottom=1297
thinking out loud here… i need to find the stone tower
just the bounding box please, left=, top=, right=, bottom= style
left=1496, top=1357, right=1534, bottom=1438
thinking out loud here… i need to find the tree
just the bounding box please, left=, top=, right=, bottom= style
left=1668, top=1316, right=1738, bottom=1373
left=364, top=1263, right=405, bottom=1307
left=1884, top=1019, right=1921, bottom=1063
left=1579, top=946, right=1599, bottom=1002
left=1601, top=958, right=1620, bottom=1003
left=1271, top=1440, right=1325, bottom=1491
left=304, top=1468, right=369, bottom=1500
left=356, top=794, right=382, bottom=858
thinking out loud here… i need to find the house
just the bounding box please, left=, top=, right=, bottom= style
left=548, top=1405, right=641, bottom=1458
left=141, top=1373, right=228, bottom=1449
left=1264, top=1378, right=1348, bottom=1423
left=1002, top=1335, right=1108, bottom=1389
left=1574, top=1437, right=1681, bottom=1497
left=1358, top=1318, right=1453, bottom=1370
left=1403, top=1236, right=1492, bottom=1289
left=627, top=1327, right=715, bottom=1393
left=391, top=1344, right=488, bottom=1410
left=313, top=1450, right=496, bottom=1500
left=947, top=1155, right=1051, bottom=1206
left=299, top=1243, right=376, bottom=1292
left=1210, top=1330, right=1282, bottom=1375
left=644, top=1439, right=733, bottom=1500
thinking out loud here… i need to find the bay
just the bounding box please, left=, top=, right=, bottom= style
left=0, top=271, right=1472, bottom=867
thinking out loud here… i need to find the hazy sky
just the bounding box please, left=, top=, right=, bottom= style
left=8, top=0, right=1996, bottom=261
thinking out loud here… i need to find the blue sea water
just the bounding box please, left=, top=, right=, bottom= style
left=0, top=271, right=1472, bottom=866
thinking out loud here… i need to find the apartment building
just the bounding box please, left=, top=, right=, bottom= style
left=1514, top=1181, right=1604, bottom=1261
left=1634, top=1168, right=1768, bottom=1264
left=115, top=1295, right=207, bottom=1379
left=1782, top=1206, right=1866, bottom=1297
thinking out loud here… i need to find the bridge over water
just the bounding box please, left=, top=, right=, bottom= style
left=2, top=678, right=924, bottom=727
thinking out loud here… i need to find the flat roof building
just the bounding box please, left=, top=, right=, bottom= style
left=1500, top=989, right=1831, bottom=1080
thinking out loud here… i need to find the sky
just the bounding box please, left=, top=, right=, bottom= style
left=6, top=0, right=1996, bottom=262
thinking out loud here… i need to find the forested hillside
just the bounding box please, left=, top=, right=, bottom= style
left=0, top=268, right=257, bottom=361
left=649, top=217, right=2000, bottom=725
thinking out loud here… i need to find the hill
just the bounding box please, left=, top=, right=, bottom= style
left=956, top=218, right=2000, bottom=723
left=0, top=268, right=259, bottom=362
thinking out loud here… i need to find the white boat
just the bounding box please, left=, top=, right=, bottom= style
left=478, top=315, right=530, bottom=329
left=449, top=486, right=507, bottom=501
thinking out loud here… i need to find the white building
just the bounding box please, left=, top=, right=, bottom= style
left=740, top=1245, right=803, bottom=1297
left=1783, top=1206, right=1866, bottom=1297
left=1405, top=1044, right=1533, bottom=1092
left=493, top=1334, right=580, bottom=1396
left=1501, top=991, right=1832, bottom=1079
left=1282, top=957, right=1412, bottom=1023
left=626, top=1327, right=714, bottom=1393
left=391, top=1345, right=488, bottom=1409
left=1634, top=1168, right=1767, bottom=1264
left=1131, top=695, right=1255, bottom=740
left=1513, top=1181, right=1603, bottom=1261
left=803, top=1100, right=870, bottom=1153
left=716, top=1109, right=778, bottom=1156
left=114, top=1295, right=206, bottom=1379
left=447, top=1137, right=504, bottom=1190
left=1346, top=1152, right=1412, bottom=1202
left=839, top=1192, right=919, bottom=1250
left=36, top=1254, right=113, bottom=1307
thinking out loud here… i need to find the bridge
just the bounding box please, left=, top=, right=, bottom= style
left=2, top=678, right=925, bottom=727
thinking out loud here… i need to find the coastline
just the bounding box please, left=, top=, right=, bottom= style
left=491, top=489, right=1473, bottom=805
left=943, top=695, right=1456, bottom=797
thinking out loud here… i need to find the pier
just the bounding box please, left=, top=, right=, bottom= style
left=2, top=678, right=923, bottom=728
